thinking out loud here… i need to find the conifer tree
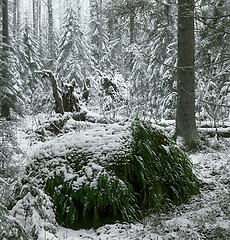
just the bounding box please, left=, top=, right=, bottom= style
left=56, top=5, right=93, bottom=89
left=0, top=0, right=22, bottom=119
left=89, top=0, right=110, bottom=71
left=19, top=22, right=47, bottom=114
left=196, top=0, right=230, bottom=123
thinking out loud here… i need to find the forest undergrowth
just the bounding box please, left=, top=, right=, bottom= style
left=56, top=136, right=230, bottom=240
left=1, top=114, right=230, bottom=239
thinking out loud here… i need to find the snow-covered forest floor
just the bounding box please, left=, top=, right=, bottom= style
left=57, top=139, right=230, bottom=240
left=16, top=115, right=230, bottom=240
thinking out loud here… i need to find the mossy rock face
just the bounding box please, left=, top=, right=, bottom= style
left=26, top=119, right=200, bottom=229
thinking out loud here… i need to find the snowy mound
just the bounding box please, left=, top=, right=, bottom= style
left=25, top=119, right=200, bottom=229
left=33, top=122, right=130, bottom=161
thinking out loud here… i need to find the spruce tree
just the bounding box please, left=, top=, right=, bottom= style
left=89, top=0, right=110, bottom=71
left=19, top=22, right=47, bottom=114
left=196, top=0, right=230, bottom=124
left=56, top=5, right=93, bottom=89
left=0, top=0, right=22, bottom=119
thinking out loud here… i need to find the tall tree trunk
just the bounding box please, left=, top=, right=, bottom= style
left=32, top=0, right=38, bottom=38
left=2, top=0, right=9, bottom=46
left=175, top=0, right=198, bottom=148
left=1, top=0, right=10, bottom=118
left=12, top=0, right=17, bottom=38
left=129, top=7, right=135, bottom=72
left=37, top=0, right=43, bottom=55
left=12, top=0, right=20, bottom=42
left=47, top=0, right=55, bottom=65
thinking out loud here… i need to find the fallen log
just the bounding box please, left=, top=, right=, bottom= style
left=198, top=127, right=230, bottom=138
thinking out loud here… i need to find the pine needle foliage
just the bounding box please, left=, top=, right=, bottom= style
left=25, top=119, right=200, bottom=229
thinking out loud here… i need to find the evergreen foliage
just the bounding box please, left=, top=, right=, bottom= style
left=196, top=0, right=230, bottom=123
left=56, top=6, right=93, bottom=88
left=0, top=118, right=21, bottom=177
left=89, top=0, right=110, bottom=71
left=25, top=119, right=200, bottom=229
left=89, top=72, right=129, bottom=119
left=0, top=41, right=23, bottom=118
left=17, top=23, right=50, bottom=114
left=105, top=0, right=178, bottom=119
left=0, top=178, right=29, bottom=240
left=11, top=185, right=57, bottom=239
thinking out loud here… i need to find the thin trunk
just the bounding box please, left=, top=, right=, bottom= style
left=47, top=0, right=55, bottom=64
left=129, top=7, right=135, bottom=72
left=12, top=0, right=20, bottom=41
left=13, top=0, right=17, bottom=38
left=38, top=0, right=42, bottom=55
left=2, top=0, right=9, bottom=45
left=176, top=0, right=198, bottom=148
left=1, top=0, right=10, bottom=118
left=16, top=0, right=20, bottom=36
left=76, top=0, right=81, bottom=22
left=32, top=0, right=38, bottom=38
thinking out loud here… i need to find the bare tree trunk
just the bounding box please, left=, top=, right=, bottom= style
left=32, top=0, right=38, bottom=38
left=1, top=0, right=10, bottom=118
left=36, top=71, right=64, bottom=114
left=12, top=0, right=17, bottom=38
left=2, top=0, right=9, bottom=46
left=12, top=0, right=20, bottom=42
left=129, top=7, right=135, bottom=72
left=175, top=0, right=198, bottom=148
left=47, top=0, right=55, bottom=64
left=38, top=0, right=42, bottom=54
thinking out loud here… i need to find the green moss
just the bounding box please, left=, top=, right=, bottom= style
left=26, top=119, right=200, bottom=229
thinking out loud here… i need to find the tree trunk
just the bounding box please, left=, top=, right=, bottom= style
left=2, top=0, right=9, bottom=46
left=1, top=0, right=10, bottom=119
left=12, top=0, right=17, bottom=38
left=42, top=71, right=64, bottom=115
left=175, top=0, right=198, bottom=148
left=47, top=0, right=55, bottom=64
left=32, top=0, right=38, bottom=38
left=129, top=7, right=135, bottom=72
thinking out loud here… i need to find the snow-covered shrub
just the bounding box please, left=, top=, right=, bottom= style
left=89, top=72, right=129, bottom=120
left=0, top=179, right=29, bottom=240
left=25, top=119, right=200, bottom=229
left=0, top=119, right=21, bottom=177
left=0, top=205, right=29, bottom=240
left=11, top=185, right=57, bottom=239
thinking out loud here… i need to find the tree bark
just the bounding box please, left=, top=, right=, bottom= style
left=2, top=0, right=9, bottom=46
left=1, top=0, right=10, bottom=119
left=129, top=6, right=135, bottom=72
left=175, top=0, right=198, bottom=148
left=47, top=0, right=55, bottom=64
left=37, top=70, right=64, bottom=114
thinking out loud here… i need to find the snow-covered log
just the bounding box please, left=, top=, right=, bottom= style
left=198, top=127, right=230, bottom=138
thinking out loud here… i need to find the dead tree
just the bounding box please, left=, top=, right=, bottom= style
left=62, top=82, right=80, bottom=112
left=35, top=70, right=81, bottom=114
left=35, top=70, right=64, bottom=114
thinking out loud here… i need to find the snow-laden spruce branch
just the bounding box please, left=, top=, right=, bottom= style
left=194, top=15, right=230, bottom=35
left=133, top=44, right=230, bottom=70
left=198, top=98, right=230, bottom=109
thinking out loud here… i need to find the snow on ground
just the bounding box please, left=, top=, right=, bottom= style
left=16, top=116, right=230, bottom=239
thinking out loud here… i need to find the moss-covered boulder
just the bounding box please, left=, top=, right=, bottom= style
left=25, top=119, right=200, bottom=229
